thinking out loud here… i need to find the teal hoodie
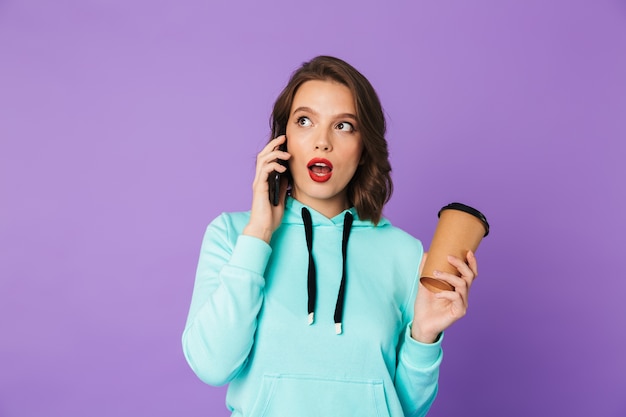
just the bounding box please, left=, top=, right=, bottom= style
left=183, top=197, right=442, bottom=417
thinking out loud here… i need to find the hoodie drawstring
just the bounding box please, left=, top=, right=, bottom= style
left=302, top=207, right=317, bottom=326
left=301, top=207, right=354, bottom=335
left=334, top=211, right=353, bottom=334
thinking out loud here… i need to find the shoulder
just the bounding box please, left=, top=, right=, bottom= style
left=203, top=210, right=251, bottom=244
left=350, top=220, right=423, bottom=275
left=362, top=219, right=424, bottom=254
left=212, top=210, right=251, bottom=229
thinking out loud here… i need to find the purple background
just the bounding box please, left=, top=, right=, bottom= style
left=1, top=0, right=625, bottom=416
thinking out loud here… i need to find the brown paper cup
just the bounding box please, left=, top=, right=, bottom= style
left=420, top=203, right=489, bottom=293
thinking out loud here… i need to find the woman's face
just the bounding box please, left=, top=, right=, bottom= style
left=285, top=79, right=363, bottom=218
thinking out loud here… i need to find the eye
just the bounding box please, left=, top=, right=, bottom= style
left=297, top=116, right=312, bottom=127
left=336, top=121, right=355, bottom=132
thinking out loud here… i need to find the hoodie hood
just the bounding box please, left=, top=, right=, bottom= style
left=282, top=197, right=390, bottom=228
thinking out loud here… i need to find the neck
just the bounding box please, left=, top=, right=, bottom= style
left=290, top=194, right=349, bottom=219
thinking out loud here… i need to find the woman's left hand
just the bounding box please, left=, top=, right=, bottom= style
left=410, top=251, right=478, bottom=344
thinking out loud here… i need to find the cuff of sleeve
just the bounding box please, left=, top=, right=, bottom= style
left=400, top=325, right=444, bottom=369
left=229, top=235, right=272, bottom=275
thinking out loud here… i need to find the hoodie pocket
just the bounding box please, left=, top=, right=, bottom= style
left=248, top=374, right=392, bottom=417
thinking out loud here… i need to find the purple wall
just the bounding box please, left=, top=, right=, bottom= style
left=1, top=1, right=624, bottom=416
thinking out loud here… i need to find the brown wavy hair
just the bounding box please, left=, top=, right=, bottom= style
left=270, top=56, right=392, bottom=224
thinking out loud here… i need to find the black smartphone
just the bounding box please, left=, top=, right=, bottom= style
left=269, top=133, right=288, bottom=206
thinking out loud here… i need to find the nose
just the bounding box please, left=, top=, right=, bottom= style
left=314, top=128, right=332, bottom=152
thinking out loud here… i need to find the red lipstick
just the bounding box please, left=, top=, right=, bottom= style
left=307, top=158, right=333, bottom=182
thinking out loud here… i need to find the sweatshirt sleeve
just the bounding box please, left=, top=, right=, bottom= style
left=395, top=325, right=443, bottom=417
left=394, top=246, right=443, bottom=417
left=181, top=214, right=271, bottom=386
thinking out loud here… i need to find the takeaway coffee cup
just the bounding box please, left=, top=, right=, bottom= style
left=420, top=203, right=490, bottom=293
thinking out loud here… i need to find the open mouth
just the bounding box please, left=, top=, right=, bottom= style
left=307, top=158, right=333, bottom=182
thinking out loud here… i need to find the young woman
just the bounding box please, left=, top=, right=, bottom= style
left=182, top=56, right=478, bottom=417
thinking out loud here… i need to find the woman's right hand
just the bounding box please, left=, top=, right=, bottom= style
left=242, top=135, right=290, bottom=243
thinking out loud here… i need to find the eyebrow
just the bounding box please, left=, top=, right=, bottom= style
left=292, top=106, right=358, bottom=121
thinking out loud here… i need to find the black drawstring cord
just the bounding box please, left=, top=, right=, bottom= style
left=301, top=208, right=316, bottom=325
left=301, top=207, right=354, bottom=334
left=334, top=212, right=353, bottom=334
